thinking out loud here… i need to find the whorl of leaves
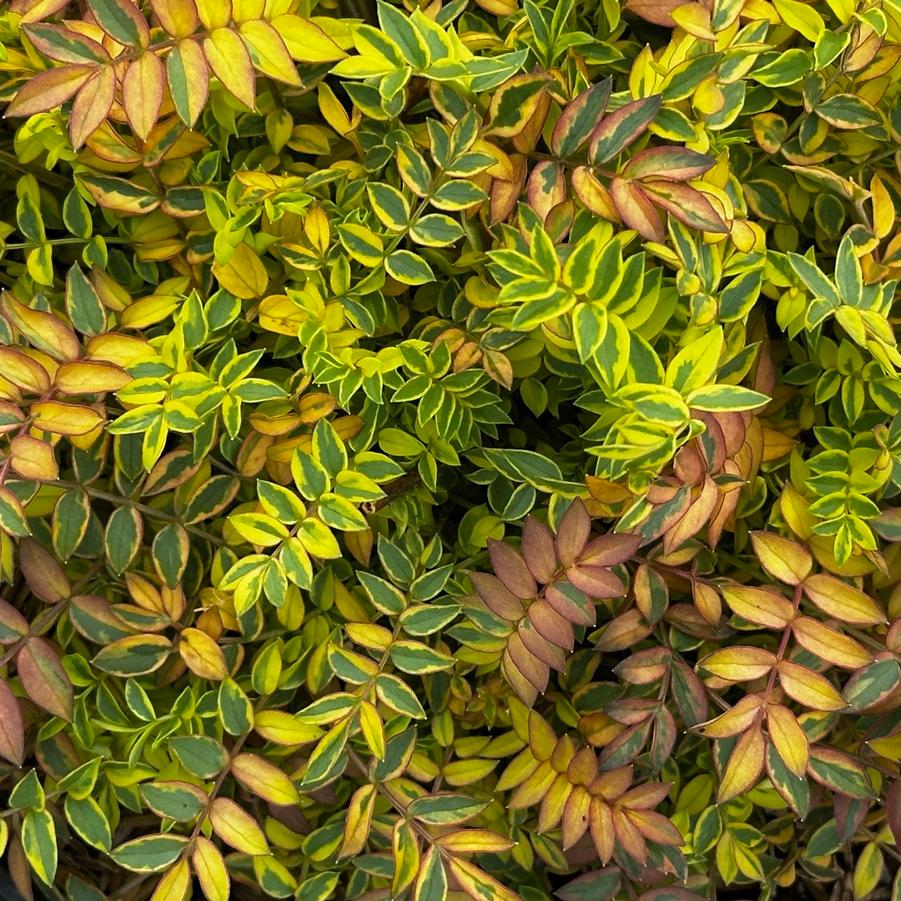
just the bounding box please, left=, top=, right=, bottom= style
left=0, top=0, right=899, bottom=899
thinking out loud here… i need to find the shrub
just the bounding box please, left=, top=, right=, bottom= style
left=0, top=0, right=899, bottom=899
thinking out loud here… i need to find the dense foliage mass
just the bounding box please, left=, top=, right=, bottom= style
left=0, top=0, right=899, bottom=899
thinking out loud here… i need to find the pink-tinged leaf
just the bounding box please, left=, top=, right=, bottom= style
left=505, top=632, right=550, bottom=693
left=203, top=27, right=256, bottom=109
left=589, top=95, right=662, bottom=165
left=639, top=179, right=729, bottom=233
left=624, top=0, right=687, bottom=26
left=567, top=565, right=625, bottom=598
left=488, top=540, right=537, bottom=599
left=580, top=533, right=642, bottom=567
left=518, top=619, right=566, bottom=670
left=610, top=177, right=664, bottom=241
left=595, top=608, right=652, bottom=651
left=17, top=637, right=73, bottom=721
left=571, top=166, right=620, bottom=222
left=545, top=582, right=595, bottom=626
left=0, top=680, right=24, bottom=765
left=501, top=650, right=538, bottom=706
left=19, top=539, right=70, bottom=603
left=69, top=65, right=115, bottom=149
left=887, top=779, right=901, bottom=849
left=521, top=516, right=558, bottom=583
left=622, top=146, right=716, bottom=181
left=167, top=38, right=209, bottom=128
left=5, top=65, right=96, bottom=118
left=23, top=24, right=110, bottom=64
left=528, top=599, right=573, bottom=651
left=123, top=51, right=165, bottom=141
left=0, top=599, right=29, bottom=644
left=556, top=499, right=591, bottom=567
left=13, top=0, right=72, bottom=24
left=470, top=572, right=524, bottom=621
left=552, top=79, right=613, bottom=158
left=527, top=160, right=565, bottom=224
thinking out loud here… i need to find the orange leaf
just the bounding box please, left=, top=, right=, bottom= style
left=69, top=65, right=115, bottom=149
left=123, top=51, right=165, bottom=141
left=6, top=66, right=96, bottom=118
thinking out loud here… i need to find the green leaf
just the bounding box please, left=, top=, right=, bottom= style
left=169, top=736, right=228, bottom=779
left=110, top=834, right=188, bottom=873
left=407, top=793, right=487, bottom=825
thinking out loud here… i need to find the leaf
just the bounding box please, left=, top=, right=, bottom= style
left=718, top=726, right=765, bottom=802
left=720, top=584, right=795, bottom=629
left=193, top=837, right=230, bottom=901
left=111, top=835, right=188, bottom=873
left=816, top=94, right=881, bottom=129
left=167, top=39, right=210, bottom=127
left=552, top=80, right=612, bottom=158
left=589, top=95, right=662, bottom=164
left=203, top=27, right=256, bottom=109
left=94, top=635, right=172, bottom=676
left=18, top=637, right=73, bottom=720
left=6, top=65, right=97, bottom=117
left=22, top=809, right=57, bottom=885
left=85, top=0, right=149, bottom=46
left=209, top=798, right=268, bottom=854
left=414, top=845, right=447, bottom=901
left=69, top=65, right=116, bottom=149
left=231, top=753, right=300, bottom=805
left=122, top=51, right=165, bottom=140
left=802, top=574, right=886, bottom=625
left=0, top=681, right=24, bottom=765
left=639, top=180, right=729, bottom=233
left=407, top=793, right=488, bottom=825
left=239, top=20, right=301, bottom=85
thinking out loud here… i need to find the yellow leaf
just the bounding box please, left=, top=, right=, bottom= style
left=179, top=628, right=228, bottom=680
left=151, top=0, right=199, bottom=37
left=766, top=704, right=809, bottom=777
left=718, top=725, right=765, bottom=802
left=9, top=436, right=58, bottom=482
left=446, top=857, right=522, bottom=901
left=150, top=858, right=191, bottom=901
left=777, top=661, right=845, bottom=711
left=773, top=0, right=825, bottom=41
left=239, top=20, right=301, bottom=85
left=700, top=646, right=777, bottom=682
left=0, top=348, right=51, bottom=394
left=209, top=798, right=268, bottom=855
left=55, top=361, right=132, bottom=395
left=211, top=242, right=269, bottom=299
left=31, top=401, right=104, bottom=436
left=359, top=700, right=385, bottom=760
left=720, top=584, right=795, bottom=629
left=802, top=574, right=886, bottom=625
left=192, top=837, right=229, bottom=901
left=339, top=784, right=376, bottom=858
left=871, top=175, right=894, bottom=240
left=791, top=617, right=871, bottom=669
left=254, top=710, right=323, bottom=746
left=272, top=14, right=347, bottom=62
left=435, top=829, right=515, bottom=854
left=203, top=27, right=256, bottom=109
left=392, top=819, right=420, bottom=896
left=230, top=752, right=300, bottom=805
left=750, top=531, right=812, bottom=585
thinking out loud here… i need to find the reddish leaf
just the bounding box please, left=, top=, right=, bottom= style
left=17, top=638, right=73, bottom=721
left=622, top=146, right=715, bottom=181
left=556, top=499, right=591, bottom=567
left=488, top=539, right=537, bottom=599
left=69, top=65, right=115, bottom=148
left=610, top=177, right=664, bottom=241
left=639, top=179, right=729, bottom=233
left=0, top=680, right=25, bottom=765
left=521, top=516, right=558, bottom=583
left=5, top=65, right=96, bottom=118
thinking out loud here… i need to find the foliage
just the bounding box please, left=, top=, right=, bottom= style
left=0, top=0, right=899, bottom=899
